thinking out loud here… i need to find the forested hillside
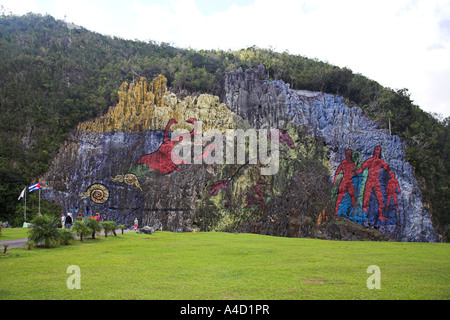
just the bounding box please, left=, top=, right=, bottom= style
left=0, top=13, right=448, bottom=239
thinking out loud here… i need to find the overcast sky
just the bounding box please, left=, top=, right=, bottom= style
left=2, top=0, right=450, bottom=118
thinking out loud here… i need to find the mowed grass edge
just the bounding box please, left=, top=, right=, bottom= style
left=0, top=231, right=449, bottom=300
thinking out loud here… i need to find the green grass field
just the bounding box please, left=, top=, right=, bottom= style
left=0, top=229, right=449, bottom=300
left=0, top=228, right=29, bottom=241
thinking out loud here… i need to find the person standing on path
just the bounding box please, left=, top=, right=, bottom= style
left=134, top=218, right=138, bottom=231
left=65, top=213, right=73, bottom=230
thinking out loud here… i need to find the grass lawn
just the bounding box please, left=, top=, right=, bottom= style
left=0, top=228, right=30, bottom=241
left=0, top=231, right=448, bottom=300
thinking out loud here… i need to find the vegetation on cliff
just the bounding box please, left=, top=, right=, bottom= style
left=0, top=13, right=448, bottom=238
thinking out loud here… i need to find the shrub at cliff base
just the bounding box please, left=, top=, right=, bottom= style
left=27, top=215, right=62, bottom=248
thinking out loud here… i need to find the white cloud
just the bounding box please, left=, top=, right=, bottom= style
left=2, top=0, right=450, bottom=116
left=1, top=0, right=38, bottom=14
left=46, top=0, right=117, bottom=37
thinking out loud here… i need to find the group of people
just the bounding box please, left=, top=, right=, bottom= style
left=59, top=212, right=140, bottom=232
left=60, top=212, right=108, bottom=229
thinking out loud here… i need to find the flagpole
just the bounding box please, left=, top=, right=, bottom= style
left=27, top=182, right=41, bottom=219
left=24, top=189, right=26, bottom=222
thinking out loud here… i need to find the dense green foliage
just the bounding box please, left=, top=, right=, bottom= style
left=27, top=214, right=62, bottom=248
left=0, top=13, right=448, bottom=237
left=26, top=214, right=109, bottom=246
left=101, top=220, right=118, bottom=237
left=83, top=217, right=101, bottom=239
left=71, top=219, right=90, bottom=241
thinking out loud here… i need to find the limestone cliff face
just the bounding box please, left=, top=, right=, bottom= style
left=42, top=130, right=204, bottom=229
left=77, top=75, right=237, bottom=134
left=41, top=70, right=437, bottom=242
left=42, top=75, right=238, bottom=230
left=77, top=75, right=167, bottom=133
left=225, top=66, right=436, bottom=242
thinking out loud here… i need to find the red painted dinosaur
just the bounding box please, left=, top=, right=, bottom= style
left=137, top=118, right=217, bottom=174
left=137, top=118, right=192, bottom=174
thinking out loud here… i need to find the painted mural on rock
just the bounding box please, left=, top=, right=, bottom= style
left=333, top=146, right=402, bottom=226
left=224, top=66, right=435, bottom=242
left=42, top=76, right=194, bottom=225
left=40, top=69, right=436, bottom=242
left=41, top=74, right=293, bottom=231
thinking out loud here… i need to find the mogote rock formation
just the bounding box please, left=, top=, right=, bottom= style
left=41, top=66, right=437, bottom=242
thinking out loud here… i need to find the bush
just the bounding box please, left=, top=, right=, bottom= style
left=72, top=220, right=89, bottom=242
left=101, top=221, right=110, bottom=237
left=26, top=240, right=35, bottom=250
left=84, top=218, right=101, bottom=239
left=110, top=221, right=118, bottom=236
left=28, top=215, right=62, bottom=248
left=59, top=228, right=76, bottom=245
left=101, top=221, right=118, bottom=237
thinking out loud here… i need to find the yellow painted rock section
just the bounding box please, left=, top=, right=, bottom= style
left=78, top=75, right=237, bottom=134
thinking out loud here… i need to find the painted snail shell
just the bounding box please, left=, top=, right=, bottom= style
left=124, top=174, right=137, bottom=185
left=112, top=173, right=142, bottom=191
left=79, top=184, right=109, bottom=204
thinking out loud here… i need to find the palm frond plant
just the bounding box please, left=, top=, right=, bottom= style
left=26, top=240, right=35, bottom=250
left=101, top=221, right=118, bottom=237
left=110, top=221, right=118, bottom=236
left=118, top=224, right=125, bottom=234
left=103, top=221, right=118, bottom=236
left=84, top=218, right=101, bottom=240
left=72, top=220, right=89, bottom=242
left=59, top=228, right=76, bottom=245
left=28, top=215, right=62, bottom=248
left=101, top=221, right=111, bottom=238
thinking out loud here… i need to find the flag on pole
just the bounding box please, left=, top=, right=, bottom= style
left=28, top=182, right=41, bottom=192
left=18, top=187, right=26, bottom=200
